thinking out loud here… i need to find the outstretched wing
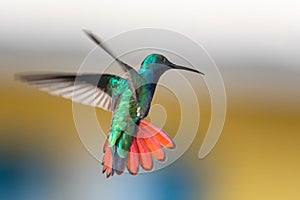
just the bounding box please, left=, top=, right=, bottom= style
left=16, top=73, right=127, bottom=112
left=83, top=30, right=140, bottom=102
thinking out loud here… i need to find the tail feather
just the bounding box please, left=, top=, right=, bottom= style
left=113, top=153, right=126, bottom=175
left=140, top=120, right=176, bottom=149
left=143, top=136, right=165, bottom=161
left=102, top=119, right=175, bottom=178
left=102, top=140, right=114, bottom=178
left=127, top=138, right=139, bottom=175
left=136, top=137, right=153, bottom=170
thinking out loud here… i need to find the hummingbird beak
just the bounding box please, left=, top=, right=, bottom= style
left=168, top=62, right=205, bottom=75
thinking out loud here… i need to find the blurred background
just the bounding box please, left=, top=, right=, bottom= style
left=1, top=0, right=300, bottom=199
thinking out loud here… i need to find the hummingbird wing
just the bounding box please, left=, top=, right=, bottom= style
left=16, top=73, right=127, bottom=112
left=83, top=30, right=140, bottom=102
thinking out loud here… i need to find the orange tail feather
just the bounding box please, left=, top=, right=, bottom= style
left=102, top=140, right=113, bottom=178
left=136, top=137, right=153, bottom=170
left=102, top=119, right=175, bottom=178
left=126, top=138, right=139, bottom=175
left=140, top=120, right=175, bottom=149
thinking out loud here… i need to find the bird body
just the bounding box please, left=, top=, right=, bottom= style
left=108, top=54, right=193, bottom=160
left=17, top=31, right=204, bottom=178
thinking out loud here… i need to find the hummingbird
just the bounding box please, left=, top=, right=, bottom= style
left=16, top=30, right=204, bottom=178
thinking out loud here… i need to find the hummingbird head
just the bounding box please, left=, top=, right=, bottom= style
left=139, top=54, right=204, bottom=75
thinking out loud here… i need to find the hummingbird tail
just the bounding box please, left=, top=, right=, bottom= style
left=102, top=119, right=175, bottom=178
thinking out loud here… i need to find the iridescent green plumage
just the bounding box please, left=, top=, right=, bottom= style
left=107, top=77, right=139, bottom=158
left=107, top=54, right=165, bottom=158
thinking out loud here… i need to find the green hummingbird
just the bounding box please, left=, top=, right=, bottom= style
left=17, top=30, right=204, bottom=178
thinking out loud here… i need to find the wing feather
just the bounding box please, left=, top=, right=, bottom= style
left=16, top=73, right=126, bottom=112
